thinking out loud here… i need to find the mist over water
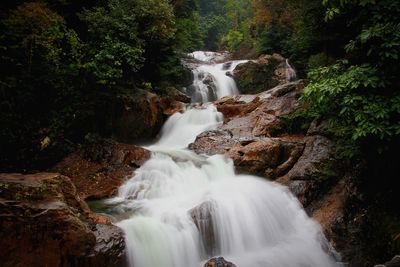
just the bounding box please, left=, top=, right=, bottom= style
left=104, top=51, right=342, bottom=267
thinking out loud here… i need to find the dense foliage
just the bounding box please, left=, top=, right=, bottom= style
left=301, top=0, right=400, bottom=161
left=0, top=0, right=190, bottom=171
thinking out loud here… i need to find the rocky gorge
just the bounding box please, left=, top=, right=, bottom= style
left=0, top=52, right=398, bottom=267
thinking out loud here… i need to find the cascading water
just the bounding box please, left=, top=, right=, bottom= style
left=285, top=58, right=297, bottom=82
left=186, top=51, right=248, bottom=102
left=101, top=51, right=342, bottom=267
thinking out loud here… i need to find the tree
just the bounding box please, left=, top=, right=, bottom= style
left=301, top=0, right=400, bottom=159
left=80, top=0, right=175, bottom=85
left=0, top=2, right=83, bottom=170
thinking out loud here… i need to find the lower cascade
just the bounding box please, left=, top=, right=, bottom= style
left=101, top=52, right=342, bottom=267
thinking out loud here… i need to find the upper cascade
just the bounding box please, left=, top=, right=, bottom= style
left=184, top=51, right=248, bottom=103
left=188, top=51, right=230, bottom=63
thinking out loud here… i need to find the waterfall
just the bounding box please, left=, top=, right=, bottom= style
left=186, top=51, right=247, bottom=102
left=101, top=51, right=342, bottom=267
left=285, top=59, right=297, bottom=82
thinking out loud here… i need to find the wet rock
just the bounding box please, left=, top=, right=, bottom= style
left=190, top=201, right=216, bottom=255
left=53, top=140, right=150, bottom=200
left=190, top=130, right=237, bottom=155
left=227, top=138, right=304, bottom=178
left=221, top=81, right=303, bottom=137
left=91, top=224, right=126, bottom=266
left=156, top=86, right=191, bottom=104
left=275, top=135, right=337, bottom=206
left=204, top=257, right=236, bottom=267
left=0, top=173, right=126, bottom=267
left=222, top=62, right=233, bottom=70
left=283, top=135, right=336, bottom=181
left=155, top=86, right=190, bottom=116
left=113, top=89, right=164, bottom=142
left=311, top=178, right=350, bottom=238
left=214, top=96, right=261, bottom=122
left=233, top=53, right=291, bottom=94
left=191, top=81, right=305, bottom=158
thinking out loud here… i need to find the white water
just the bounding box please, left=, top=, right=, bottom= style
left=285, top=59, right=297, bottom=82
left=188, top=51, right=229, bottom=63
left=104, top=51, right=341, bottom=267
left=187, top=51, right=248, bottom=102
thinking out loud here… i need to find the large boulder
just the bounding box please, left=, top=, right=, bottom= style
left=111, top=87, right=191, bottom=142
left=276, top=135, right=337, bottom=206
left=191, top=81, right=305, bottom=157
left=53, top=140, right=150, bottom=200
left=112, top=89, right=164, bottom=142
left=158, top=87, right=190, bottom=116
left=227, top=138, right=304, bottom=179
left=233, top=53, right=293, bottom=94
left=0, top=172, right=126, bottom=267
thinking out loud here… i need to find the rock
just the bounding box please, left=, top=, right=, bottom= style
left=191, top=81, right=305, bottom=157
left=160, top=99, right=185, bottom=116
left=155, top=86, right=190, bottom=117
left=312, top=178, right=350, bottom=238
left=214, top=95, right=261, bottom=122
left=227, top=138, right=304, bottom=179
left=0, top=173, right=126, bottom=267
left=276, top=135, right=337, bottom=206
left=90, top=224, right=126, bottom=266
left=190, top=201, right=216, bottom=255
left=192, top=79, right=339, bottom=203
left=233, top=53, right=292, bottom=94
left=156, top=86, right=191, bottom=104
left=221, top=81, right=304, bottom=138
left=113, top=89, right=164, bottom=143
left=376, top=255, right=400, bottom=267
left=204, top=257, right=236, bottom=267
left=222, top=61, right=233, bottom=70
left=53, top=140, right=150, bottom=200
left=189, top=130, right=237, bottom=155
left=282, top=135, right=336, bottom=181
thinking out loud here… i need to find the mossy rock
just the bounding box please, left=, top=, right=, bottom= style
left=233, top=58, right=280, bottom=94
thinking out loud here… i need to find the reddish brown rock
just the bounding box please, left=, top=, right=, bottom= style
left=312, top=178, right=350, bottom=239
left=54, top=140, right=150, bottom=200
left=113, top=89, right=164, bottom=142
left=0, top=172, right=126, bottom=267
left=160, top=98, right=186, bottom=116
left=219, top=81, right=303, bottom=138
left=158, top=87, right=191, bottom=116
left=226, top=138, right=304, bottom=178
left=190, top=81, right=304, bottom=171
left=214, top=96, right=262, bottom=122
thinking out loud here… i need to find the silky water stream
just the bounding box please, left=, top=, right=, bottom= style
left=95, top=51, right=342, bottom=267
